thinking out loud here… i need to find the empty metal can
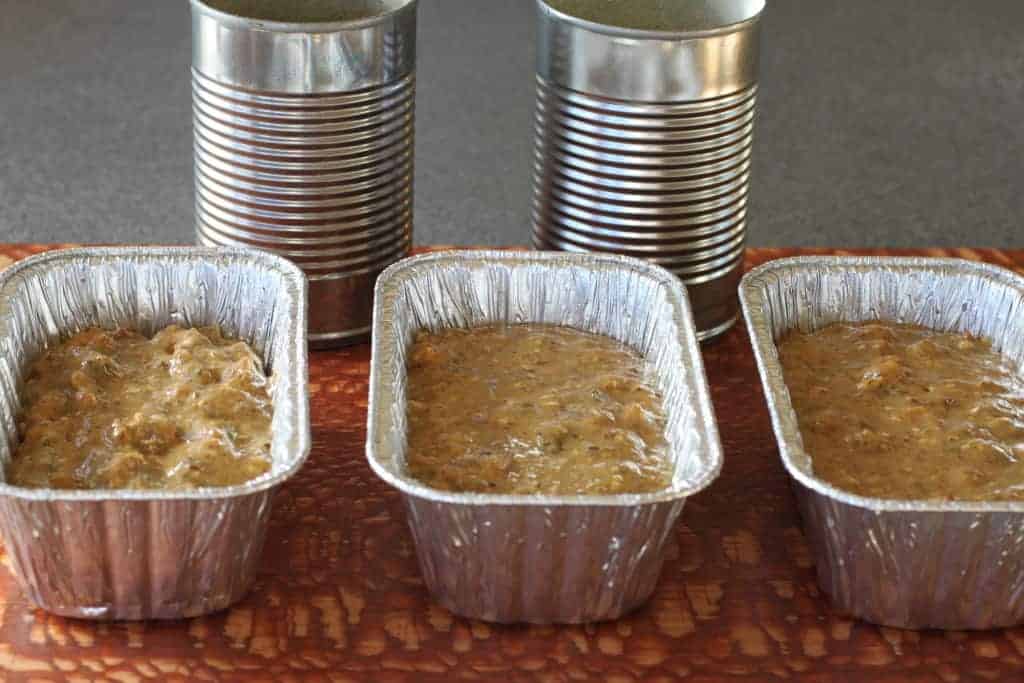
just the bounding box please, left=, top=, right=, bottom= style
left=531, top=0, right=764, bottom=340
left=191, top=0, right=417, bottom=347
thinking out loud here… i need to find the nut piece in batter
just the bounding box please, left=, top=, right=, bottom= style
left=10, top=325, right=273, bottom=490
left=405, top=324, right=672, bottom=495
left=778, top=321, right=1024, bottom=501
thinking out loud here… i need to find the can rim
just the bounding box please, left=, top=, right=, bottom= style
left=536, top=0, right=764, bottom=40
left=190, top=0, right=418, bottom=33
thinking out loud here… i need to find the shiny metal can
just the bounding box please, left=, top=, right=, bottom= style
left=531, top=0, right=764, bottom=340
left=191, top=0, right=417, bottom=347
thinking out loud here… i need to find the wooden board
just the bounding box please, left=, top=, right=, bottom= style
left=0, top=246, right=1022, bottom=683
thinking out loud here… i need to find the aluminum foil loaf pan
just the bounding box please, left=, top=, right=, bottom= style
left=740, top=256, right=1024, bottom=630
left=367, top=250, right=723, bottom=623
left=0, top=247, right=310, bottom=620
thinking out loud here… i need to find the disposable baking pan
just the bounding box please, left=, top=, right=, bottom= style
left=0, top=247, right=310, bottom=619
left=740, top=256, right=1024, bottom=629
left=366, top=250, right=723, bottom=623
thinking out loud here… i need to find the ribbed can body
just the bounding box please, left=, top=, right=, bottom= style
left=532, top=0, right=764, bottom=339
left=191, top=0, right=417, bottom=347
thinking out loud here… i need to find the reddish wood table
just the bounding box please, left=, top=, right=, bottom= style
left=0, top=246, right=1022, bottom=683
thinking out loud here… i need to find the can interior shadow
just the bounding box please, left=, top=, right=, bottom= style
left=200, top=0, right=408, bottom=23
left=543, top=0, right=764, bottom=32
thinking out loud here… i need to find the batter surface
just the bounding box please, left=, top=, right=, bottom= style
left=405, top=324, right=672, bottom=495
left=10, top=326, right=272, bottom=490
left=778, top=321, right=1024, bottom=501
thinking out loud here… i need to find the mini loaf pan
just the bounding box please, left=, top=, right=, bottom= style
left=366, top=250, right=723, bottom=623
left=0, top=247, right=310, bottom=620
left=740, top=256, right=1024, bottom=630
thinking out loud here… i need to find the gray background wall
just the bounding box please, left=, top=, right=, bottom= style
left=0, top=1, right=1021, bottom=248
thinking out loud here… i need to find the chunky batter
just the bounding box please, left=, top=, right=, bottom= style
left=405, top=324, right=672, bottom=495
left=11, top=326, right=272, bottom=490
left=779, top=321, right=1024, bottom=501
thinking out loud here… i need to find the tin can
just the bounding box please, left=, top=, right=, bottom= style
left=191, top=0, right=417, bottom=347
left=531, top=0, right=764, bottom=340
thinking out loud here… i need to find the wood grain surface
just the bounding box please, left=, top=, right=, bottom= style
left=0, top=245, right=1022, bottom=683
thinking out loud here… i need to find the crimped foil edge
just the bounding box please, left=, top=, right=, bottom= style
left=740, top=255, right=1024, bottom=514
left=367, top=249, right=723, bottom=507
left=0, top=246, right=311, bottom=501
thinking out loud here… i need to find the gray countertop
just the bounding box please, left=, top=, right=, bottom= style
left=1, top=0, right=1021, bottom=248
